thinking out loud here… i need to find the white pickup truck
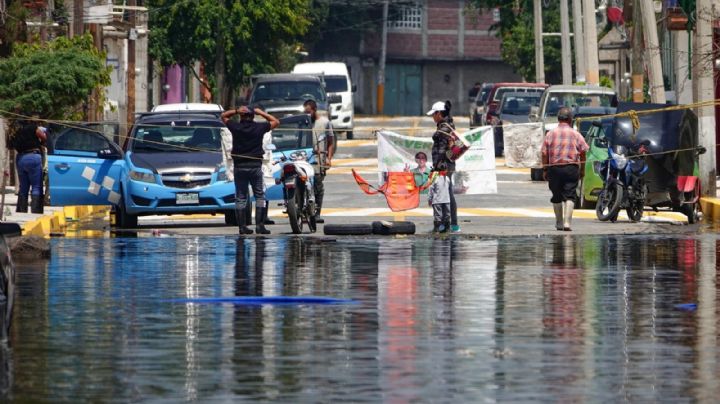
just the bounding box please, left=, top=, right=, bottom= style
left=528, top=85, right=617, bottom=181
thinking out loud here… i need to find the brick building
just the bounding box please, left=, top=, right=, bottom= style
left=319, top=0, right=521, bottom=116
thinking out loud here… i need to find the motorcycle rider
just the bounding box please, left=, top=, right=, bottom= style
left=222, top=105, right=279, bottom=235
left=303, top=99, right=335, bottom=223
left=541, top=107, right=588, bottom=231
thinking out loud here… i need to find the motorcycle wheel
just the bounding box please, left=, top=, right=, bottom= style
left=306, top=189, right=317, bottom=233
left=287, top=187, right=303, bottom=234
left=626, top=200, right=644, bottom=222
left=626, top=184, right=647, bottom=223
left=596, top=182, right=623, bottom=222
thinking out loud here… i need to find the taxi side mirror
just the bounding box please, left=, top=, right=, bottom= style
left=98, top=148, right=121, bottom=160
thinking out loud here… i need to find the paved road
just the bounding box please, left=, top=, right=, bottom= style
left=350, top=115, right=470, bottom=139
left=72, top=136, right=694, bottom=238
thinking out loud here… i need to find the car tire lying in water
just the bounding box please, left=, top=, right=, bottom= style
left=323, top=224, right=373, bottom=236
left=371, top=221, right=416, bottom=235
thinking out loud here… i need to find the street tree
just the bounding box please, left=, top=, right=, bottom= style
left=0, top=34, right=111, bottom=120
left=0, top=0, right=29, bottom=58
left=469, top=0, right=563, bottom=83
left=148, top=0, right=312, bottom=106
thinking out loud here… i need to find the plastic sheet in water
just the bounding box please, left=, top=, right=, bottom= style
left=167, top=296, right=358, bottom=305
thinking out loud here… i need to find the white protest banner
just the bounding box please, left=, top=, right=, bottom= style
left=503, top=122, right=544, bottom=168
left=377, top=126, right=497, bottom=195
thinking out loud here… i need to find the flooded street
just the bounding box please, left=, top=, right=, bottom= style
left=5, top=234, right=720, bottom=401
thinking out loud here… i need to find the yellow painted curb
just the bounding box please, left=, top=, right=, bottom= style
left=700, top=197, right=720, bottom=222
left=21, top=205, right=111, bottom=237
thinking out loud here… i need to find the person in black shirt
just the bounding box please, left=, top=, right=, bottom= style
left=9, top=119, right=47, bottom=213
left=221, top=105, right=279, bottom=235
left=468, top=82, right=481, bottom=99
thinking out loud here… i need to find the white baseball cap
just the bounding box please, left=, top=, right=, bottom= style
left=426, top=101, right=446, bottom=116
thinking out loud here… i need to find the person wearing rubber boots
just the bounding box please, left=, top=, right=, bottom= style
left=303, top=99, right=335, bottom=223
left=222, top=105, right=279, bottom=235
left=9, top=118, right=47, bottom=214
left=541, top=107, right=588, bottom=231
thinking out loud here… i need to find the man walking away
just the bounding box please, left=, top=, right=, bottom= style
left=303, top=99, right=335, bottom=223
left=222, top=105, right=279, bottom=235
left=541, top=107, right=588, bottom=231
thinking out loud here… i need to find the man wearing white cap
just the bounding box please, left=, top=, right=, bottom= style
left=427, top=100, right=460, bottom=232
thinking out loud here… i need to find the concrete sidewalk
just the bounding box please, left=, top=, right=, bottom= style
left=0, top=187, right=109, bottom=236
left=0, top=187, right=62, bottom=226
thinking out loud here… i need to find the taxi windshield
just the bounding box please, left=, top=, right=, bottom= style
left=131, top=122, right=224, bottom=153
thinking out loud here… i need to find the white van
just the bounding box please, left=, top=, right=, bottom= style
left=151, top=103, right=224, bottom=113
left=293, top=62, right=355, bottom=138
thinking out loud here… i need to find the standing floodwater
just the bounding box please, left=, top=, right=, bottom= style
left=4, top=235, right=720, bottom=401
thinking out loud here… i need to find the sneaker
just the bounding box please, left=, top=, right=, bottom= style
left=451, top=225, right=461, bottom=233
left=438, top=224, right=448, bottom=233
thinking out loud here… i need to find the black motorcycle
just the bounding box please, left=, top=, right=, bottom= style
left=595, top=139, right=650, bottom=222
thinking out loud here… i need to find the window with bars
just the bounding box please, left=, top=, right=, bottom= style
left=388, top=3, right=423, bottom=30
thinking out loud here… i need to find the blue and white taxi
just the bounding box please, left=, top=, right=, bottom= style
left=46, top=107, right=314, bottom=228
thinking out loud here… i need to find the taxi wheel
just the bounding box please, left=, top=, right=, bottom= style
left=224, top=211, right=237, bottom=226
left=114, top=204, right=138, bottom=229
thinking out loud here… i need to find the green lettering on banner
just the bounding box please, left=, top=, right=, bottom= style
left=464, top=155, right=484, bottom=162
left=385, top=134, right=431, bottom=150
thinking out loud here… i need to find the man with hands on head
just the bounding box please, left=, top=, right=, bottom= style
left=221, top=105, right=279, bottom=235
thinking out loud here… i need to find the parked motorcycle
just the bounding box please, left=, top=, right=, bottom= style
left=276, top=149, right=317, bottom=234
left=595, top=139, right=650, bottom=222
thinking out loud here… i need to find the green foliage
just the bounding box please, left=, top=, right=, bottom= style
left=0, top=35, right=111, bottom=120
left=469, top=0, right=564, bottom=83
left=148, top=0, right=312, bottom=100
left=0, top=1, right=30, bottom=57
left=599, top=75, right=614, bottom=89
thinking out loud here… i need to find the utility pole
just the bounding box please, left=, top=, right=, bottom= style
left=533, top=0, right=545, bottom=83
left=639, top=0, right=665, bottom=103
left=377, top=0, right=389, bottom=115
left=694, top=0, right=716, bottom=196
left=571, top=0, right=586, bottom=83
left=72, top=0, right=84, bottom=37
left=631, top=0, right=644, bottom=102
left=127, top=0, right=136, bottom=128
left=582, top=0, right=599, bottom=85
left=559, top=0, right=572, bottom=85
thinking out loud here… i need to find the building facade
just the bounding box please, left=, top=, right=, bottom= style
left=330, top=0, right=522, bottom=116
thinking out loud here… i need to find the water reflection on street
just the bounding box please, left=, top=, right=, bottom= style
left=5, top=234, right=720, bottom=401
